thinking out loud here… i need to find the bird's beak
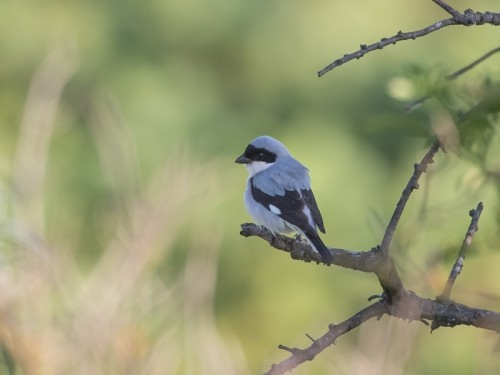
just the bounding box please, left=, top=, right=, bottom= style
left=235, top=154, right=250, bottom=164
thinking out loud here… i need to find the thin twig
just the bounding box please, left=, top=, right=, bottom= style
left=439, top=202, right=484, bottom=299
left=447, top=46, right=500, bottom=80
left=318, top=2, right=500, bottom=77
left=318, top=19, right=457, bottom=77
left=380, top=140, right=441, bottom=255
left=264, top=302, right=387, bottom=375
left=405, top=46, right=500, bottom=111
left=432, top=0, right=462, bottom=18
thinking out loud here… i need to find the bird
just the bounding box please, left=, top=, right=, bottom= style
left=235, top=135, right=333, bottom=265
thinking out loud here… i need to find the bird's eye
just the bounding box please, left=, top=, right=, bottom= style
left=257, top=152, right=265, bottom=160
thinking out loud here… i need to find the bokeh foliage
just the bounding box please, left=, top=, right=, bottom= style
left=0, top=0, right=500, bottom=374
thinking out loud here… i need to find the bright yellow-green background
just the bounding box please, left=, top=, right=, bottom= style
left=0, top=0, right=500, bottom=374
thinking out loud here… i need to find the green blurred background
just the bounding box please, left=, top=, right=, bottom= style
left=0, top=0, right=500, bottom=374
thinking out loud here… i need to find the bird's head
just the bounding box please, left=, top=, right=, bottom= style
left=235, top=136, right=291, bottom=176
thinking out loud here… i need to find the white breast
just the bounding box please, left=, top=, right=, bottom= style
left=245, top=161, right=273, bottom=177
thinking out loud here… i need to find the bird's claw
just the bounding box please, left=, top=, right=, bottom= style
left=368, top=293, right=385, bottom=302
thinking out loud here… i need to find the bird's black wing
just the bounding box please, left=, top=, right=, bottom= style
left=301, top=188, right=325, bottom=233
left=250, top=179, right=332, bottom=264
left=250, top=178, right=316, bottom=236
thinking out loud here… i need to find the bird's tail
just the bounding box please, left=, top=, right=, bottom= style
left=307, top=234, right=333, bottom=265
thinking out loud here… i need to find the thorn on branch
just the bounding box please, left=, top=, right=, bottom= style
left=278, top=345, right=300, bottom=355
left=305, top=333, right=316, bottom=343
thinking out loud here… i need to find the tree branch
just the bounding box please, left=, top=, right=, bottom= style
left=261, top=289, right=500, bottom=375
left=318, top=2, right=500, bottom=77
left=439, top=202, right=484, bottom=299
left=380, top=140, right=441, bottom=255
left=263, top=302, right=388, bottom=375
left=240, top=223, right=404, bottom=296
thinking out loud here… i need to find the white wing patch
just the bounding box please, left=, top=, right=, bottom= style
left=302, top=205, right=315, bottom=228
left=268, top=204, right=282, bottom=215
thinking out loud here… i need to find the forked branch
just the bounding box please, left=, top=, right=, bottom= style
left=260, top=291, right=500, bottom=375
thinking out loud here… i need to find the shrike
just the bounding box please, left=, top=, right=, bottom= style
left=235, top=135, right=333, bottom=265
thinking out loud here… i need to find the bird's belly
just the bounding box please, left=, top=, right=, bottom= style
left=244, top=188, right=292, bottom=234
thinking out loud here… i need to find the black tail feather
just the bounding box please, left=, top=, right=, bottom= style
left=307, top=234, right=333, bottom=265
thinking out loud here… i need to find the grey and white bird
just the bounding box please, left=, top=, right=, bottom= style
left=235, top=135, right=333, bottom=265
